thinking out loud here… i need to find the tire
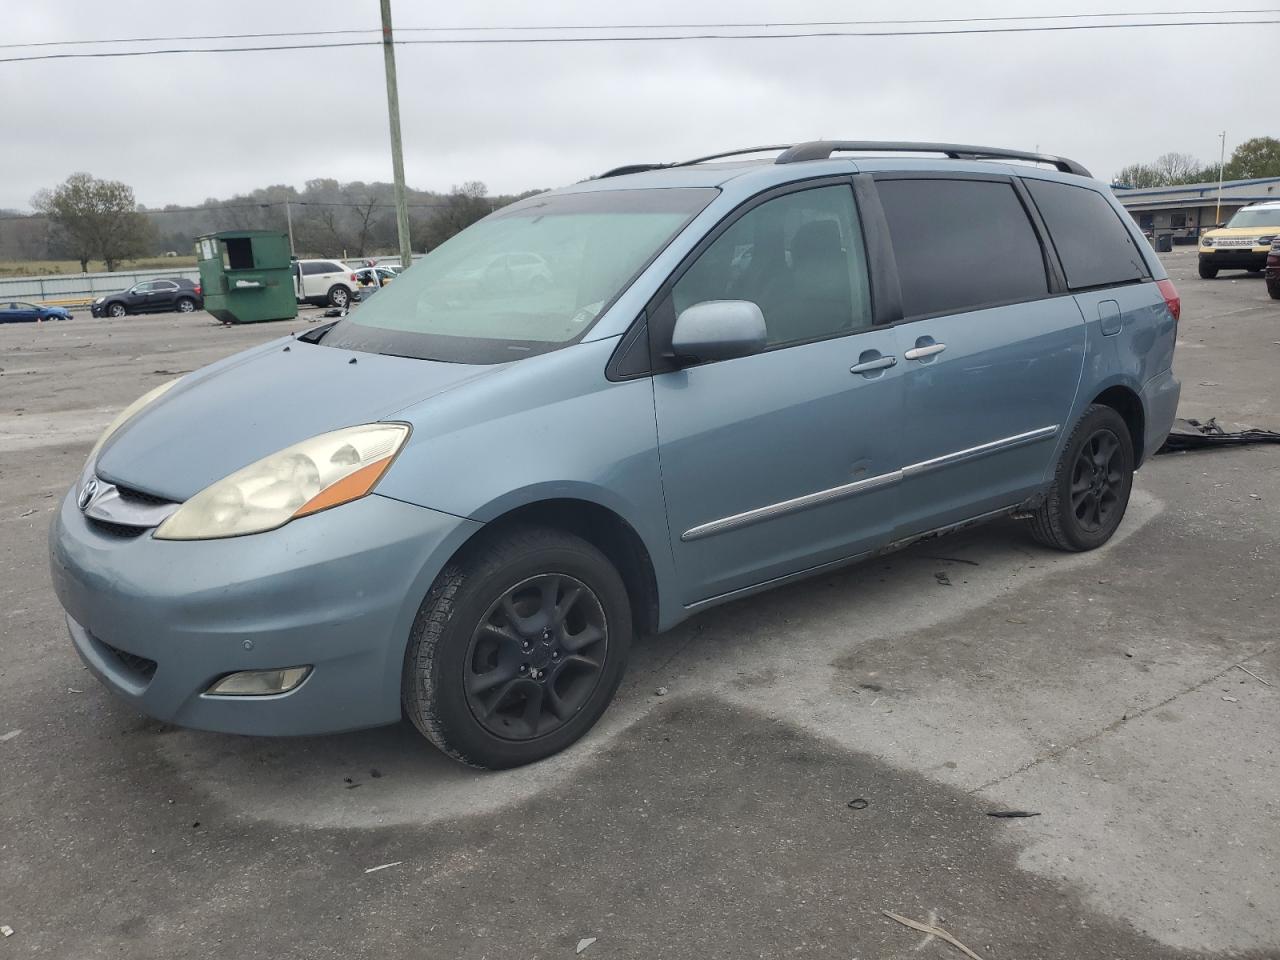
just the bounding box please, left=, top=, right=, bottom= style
left=175, top=297, right=196, bottom=313
left=1268, top=279, right=1280, bottom=301
left=402, top=526, right=632, bottom=769
left=1198, top=261, right=1219, bottom=279
left=327, top=285, right=351, bottom=309
left=1028, top=404, right=1134, bottom=552
left=107, top=302, right=127, bottom=318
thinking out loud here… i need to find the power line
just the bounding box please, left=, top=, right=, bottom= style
left=1, top=18, right=1276, bottom=63
left=3, top=9, right=1278, bottom=49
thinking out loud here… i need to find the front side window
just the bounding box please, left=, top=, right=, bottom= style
left=672, top=184, right=872, bottom=346
left=325, top=187, right=717, bottom=363
left=1025, top=178, right=1149, bottom=289
left=133, top=282, right=154, bottom=293
left=877, top=178, right=1049, bottom=318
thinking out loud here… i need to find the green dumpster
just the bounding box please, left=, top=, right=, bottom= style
left=195, top=230, right=298, bottom=324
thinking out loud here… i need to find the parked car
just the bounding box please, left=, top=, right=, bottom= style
left=354, top=266, right=400, bottom=288
left=1197, top=199, right=1280, bottom=278
left=50, top=141, right=1180, bottom=769
left=1, top=300, right=72, bottom=322
left=91, top=278, right=203, bottom=318
left=1266, top=237, right=1280, bottom=300
left=292, top=259, right=358, bottom=308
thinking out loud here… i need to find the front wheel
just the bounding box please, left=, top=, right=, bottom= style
left=107, top=302, right=127, bottom=318
left=1198, top=261, right=1219, bottom=279
left=327, top=285, right=350, bottom=309
left=402, top=526, right=632, bottom=769
left=1028, top=404, right=1134, bottom=552
left=1267, top=279, right=1280, bottom=300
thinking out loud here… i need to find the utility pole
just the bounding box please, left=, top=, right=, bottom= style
left=284, top=199, right=295, bottom=257
left=380, top=0, right=414, bottom=268
left=1215, top=130, right=1227, bottom=226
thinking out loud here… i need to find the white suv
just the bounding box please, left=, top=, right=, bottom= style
left=292, top=259, right=358, bottom=308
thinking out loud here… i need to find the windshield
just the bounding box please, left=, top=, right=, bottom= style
left=1225, top=208, right=1280, bottom=229
left=324, top=187, right=717, bottom=363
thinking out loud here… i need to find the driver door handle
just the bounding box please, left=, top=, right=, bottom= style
left=849, top=355, right=897, bottom=374
left=904, top=342, right=947, bottom=360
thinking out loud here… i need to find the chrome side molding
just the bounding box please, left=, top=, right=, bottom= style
left=680, top=425, right=1059, bottom=542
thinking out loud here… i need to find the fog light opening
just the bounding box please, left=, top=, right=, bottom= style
left=206, top=666, right=312, bottom=697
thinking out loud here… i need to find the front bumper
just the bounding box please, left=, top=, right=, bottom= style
left=49, top=489, right=479, bottom=735
left=1199, top=249, right=1268, bottom=270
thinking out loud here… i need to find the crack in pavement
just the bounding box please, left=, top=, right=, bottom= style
left=968, top=641, right=1277, bottom=795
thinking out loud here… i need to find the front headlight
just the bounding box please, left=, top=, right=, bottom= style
left=87, top=378, right=183, bottom=467
left=1201, top=236, right=1214, bottom=247
left=94, top=297, right=104, bottom=304
left=154, top=423, right=410, bottom=541
left=1257, top=235, right=1275, bottom=245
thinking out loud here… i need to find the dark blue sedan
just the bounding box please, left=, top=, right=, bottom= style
left=1, top=300, right=72, bottom=323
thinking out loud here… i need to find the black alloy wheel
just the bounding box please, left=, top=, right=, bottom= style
left=464, top=573, right=608, bottom=740
left=402, top=526, right=632, bottom=769
left=1069, top=430, right=1123, bottom=533
left=1028, top=404, right=1134, bottom=552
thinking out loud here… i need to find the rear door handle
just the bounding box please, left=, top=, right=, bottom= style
left=850, top=354, right=897, bottom=374
left=904, top=342, right=946, bottom=360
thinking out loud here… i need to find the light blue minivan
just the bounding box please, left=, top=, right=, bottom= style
left=50, top=142, right=1180, bottom=768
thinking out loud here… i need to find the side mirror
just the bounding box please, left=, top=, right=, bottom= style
left=670, top=300, right=767, bottom=365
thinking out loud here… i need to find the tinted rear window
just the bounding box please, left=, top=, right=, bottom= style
left=1024, top=179, right=1149, bottom=289
left=877, top=178, right=1049, bottom=318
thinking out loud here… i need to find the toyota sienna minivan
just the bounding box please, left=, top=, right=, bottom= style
left=50, top=141, right=1180, bottom=768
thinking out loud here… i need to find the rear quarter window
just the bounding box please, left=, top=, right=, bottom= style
left=876, top=177, right=1049, bottom=319
left=1024, top=179, right=1149, bottom=289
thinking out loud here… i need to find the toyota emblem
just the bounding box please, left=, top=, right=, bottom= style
left=77, top=478, right=98, bottom=511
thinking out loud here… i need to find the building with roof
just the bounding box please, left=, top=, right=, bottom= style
left=1112, top=176, right=1280, bottom=243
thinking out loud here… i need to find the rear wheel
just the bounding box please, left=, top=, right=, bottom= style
left=1267, top=279, right=1280, bottom=300
left=1028, top=404, right=1134, bottom=552
left=402, top=526, right=632, bottom=769
left=176, top=297, right=196, bottom=313
left=1198, top=261, right=1219, bottom=279
left=327, top=285, right=350, bottom=309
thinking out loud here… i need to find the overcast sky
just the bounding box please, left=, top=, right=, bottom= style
left=1, top=1, right=1273, bottom=209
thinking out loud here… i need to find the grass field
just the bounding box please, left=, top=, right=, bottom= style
left=0, top=256, right=198, bottom=278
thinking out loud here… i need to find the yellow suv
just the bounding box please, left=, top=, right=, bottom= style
left=1198, top=200, right=1280, bottom=278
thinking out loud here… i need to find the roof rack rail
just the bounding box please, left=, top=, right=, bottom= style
left=774, top=141, right=1092, bottom=177
left=596, top=141, right=1091, bottom=180
left=595, top=145, right=795, bottom=179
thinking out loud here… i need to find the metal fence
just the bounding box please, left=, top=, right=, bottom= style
left=1, top=254, right=425, bottom=307
left=0, top=267, right=202, bottom=305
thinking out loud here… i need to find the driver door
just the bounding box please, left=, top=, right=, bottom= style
left=651, top=181, right=904, bottom=606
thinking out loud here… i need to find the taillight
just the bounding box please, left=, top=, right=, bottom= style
left=194, top=284, right=202, bottom=296
left=1155, top=278, right=1180, bottom=323
left=351, top=273, right=358, bottom=283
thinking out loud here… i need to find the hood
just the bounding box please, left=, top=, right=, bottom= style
left=1203, top=225, right=1280, bottom=241
left=96, top=338, right=497, bottom=501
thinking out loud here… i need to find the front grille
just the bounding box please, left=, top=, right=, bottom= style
left=99, top=639, right=158, bottom=682
left=86, top=517, right=148, bottom=539
left=114, top=484, right=173, bottom=508
left=1211, top=237, right=1258, bottom=248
